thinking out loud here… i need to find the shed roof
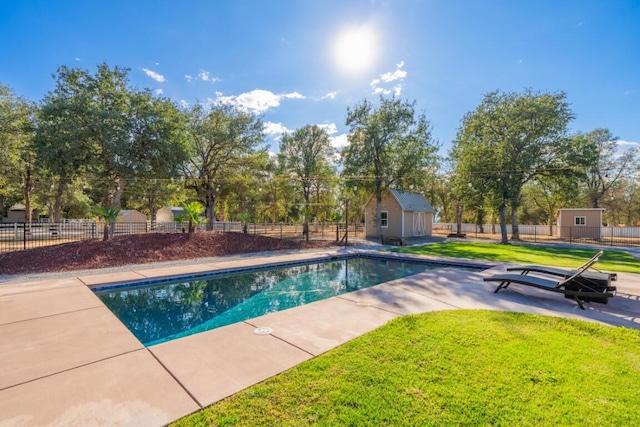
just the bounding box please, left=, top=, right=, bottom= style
left=390, top=188, right=434, bottom=213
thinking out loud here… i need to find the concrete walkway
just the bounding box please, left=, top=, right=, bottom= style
left=1, top=247, right=639, bottom=426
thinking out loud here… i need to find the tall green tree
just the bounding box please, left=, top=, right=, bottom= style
left=34, top=64, right=189, bottom=212
left=451, top=89, right=574, bottom=243
left=569, top=128, right=637, bottom=208
left=341, top=97, right=439, bottom=239
left=181, top=104, right=265, bottom=229
left=0, top=83, right=37, bottom=222
left=278, top=125, right=335, bottom=240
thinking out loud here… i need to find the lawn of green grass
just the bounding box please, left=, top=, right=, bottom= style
left=172, top=310, right=640, bottom=426
left=392, top=242, right=640, bottom=274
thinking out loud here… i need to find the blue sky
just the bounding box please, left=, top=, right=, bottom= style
left=1, top=0, right=638, bottom=157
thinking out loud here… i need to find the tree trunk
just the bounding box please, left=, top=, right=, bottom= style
left=455, top=200, right=463, bottom=235
left=113, top=178, right=125, bottom=209
left=304, top=197, right=310, bottom=241
left=23, top=191, right=32, bottom=223
left=205, top=182, right=214, bottom=231
left=548, top=212, right=554, bottom=236
left=499, top=204, right=509, bottom=244
left=510, top=202, right=520, bottom=240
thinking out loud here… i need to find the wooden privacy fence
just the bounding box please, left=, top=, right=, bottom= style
left=0, top=221, right=365, bottom=253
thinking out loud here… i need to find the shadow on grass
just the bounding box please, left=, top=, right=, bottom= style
left=392, top=242, right=640, bottom=273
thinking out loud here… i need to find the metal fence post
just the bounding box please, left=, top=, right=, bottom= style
left=23, top=223, right=26, bottom=251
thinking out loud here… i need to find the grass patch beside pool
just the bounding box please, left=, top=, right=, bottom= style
left=392, top=242, right=640, bottom=274
left=172, top=310, right=640, bottom=427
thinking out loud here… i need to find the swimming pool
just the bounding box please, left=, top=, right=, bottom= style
left=94, top=255, right=485, bottom=346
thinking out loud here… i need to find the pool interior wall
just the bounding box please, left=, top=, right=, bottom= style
left=94, top=254, right=487, bottom=346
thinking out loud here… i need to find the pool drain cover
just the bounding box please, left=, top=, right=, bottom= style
left=254, top=327, right=273, bottom=335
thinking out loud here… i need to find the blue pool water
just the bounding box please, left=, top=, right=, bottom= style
left=94, top=255, right=484, bottom=346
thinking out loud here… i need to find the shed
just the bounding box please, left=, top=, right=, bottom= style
left=5, top=203, right=27, bottom=223
left=556, top=208, right=605, bottom=240
left=117, top=209, right=147, bottom=223
left=364, top=188, right=434, bottom=239
left=156, top=206, right=185, bottom=222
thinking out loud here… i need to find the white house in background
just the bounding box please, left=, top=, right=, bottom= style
left=364, top=188, right=434, bottom=239
left=556, top=208, right=605, bottom=240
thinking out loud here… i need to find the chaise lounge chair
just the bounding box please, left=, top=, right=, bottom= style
left=484, top=252, right=616, bottom=309
left=505, top=250, right=617, bottom=285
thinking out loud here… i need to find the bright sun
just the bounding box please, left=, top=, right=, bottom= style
left=332, top=26, right=377, bottom=75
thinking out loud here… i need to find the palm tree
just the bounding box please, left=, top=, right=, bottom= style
left=177, top=201, right=204, bottom=234
left=92, top=206, right=121, bottom=241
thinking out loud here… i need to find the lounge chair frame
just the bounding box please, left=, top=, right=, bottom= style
left=485, top=251, right=616, bottom=309
left=505, top=251, right=617, bottom=283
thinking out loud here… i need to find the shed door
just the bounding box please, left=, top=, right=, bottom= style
left=413, top=212, right=426, bottom=236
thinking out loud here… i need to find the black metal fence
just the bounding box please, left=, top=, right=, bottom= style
left=433, top=223, right=640, bottom=248
left=0, top=221, right=365, bottom=253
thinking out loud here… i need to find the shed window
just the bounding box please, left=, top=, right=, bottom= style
left=574, top=216, right=586, bottom=226
left=381, top=211, right=388, bottom=228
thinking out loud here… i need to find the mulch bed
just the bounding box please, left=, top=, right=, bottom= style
left=0, top=232, right=337, bottom=275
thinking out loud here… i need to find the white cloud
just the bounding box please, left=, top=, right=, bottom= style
left=179, top=100, right=190, bottom=109
left=370, top=61, right=407, bottom=96
left=154, top=88, right=163, bottom=95
left=185, top=70, right=220, bottom=83
left=322, top=91, right=337, bottom=99
left=283, top=91, right=305, bottom=99
left=142, top=68, right=166, bottom=83
left=198, top=70, right=221, bottom=82
left=380, top=68, right=407, bottom=83
left=317, top=123, right=338, bottom=135
left=213, top=89, right=306, bottom=114
left=264, top=121, right=291, bottom=138
left=617, top=140, right=639, bottom=147
left=74, top=57, right=81, bottom=62
left=330, top=133, right=349, bottom=150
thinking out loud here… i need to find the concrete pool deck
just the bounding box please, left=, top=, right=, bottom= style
left=1, top=246, right=639, bottom=426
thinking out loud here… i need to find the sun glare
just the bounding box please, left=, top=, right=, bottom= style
left=332, top=26, right=377, bottom=75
